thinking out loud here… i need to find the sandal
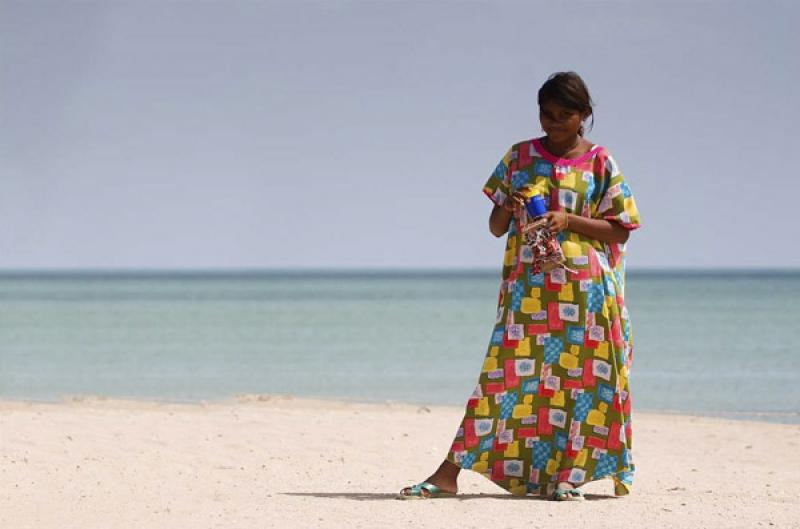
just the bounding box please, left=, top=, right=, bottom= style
left=396, top=481, right=457, bottom=500
left=551, top=487, right=585, bottom=501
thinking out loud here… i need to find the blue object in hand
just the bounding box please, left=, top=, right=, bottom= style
left=526, top=194, right=548, bottom=218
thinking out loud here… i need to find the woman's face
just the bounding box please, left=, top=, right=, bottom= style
left=539, top=100, right=588, bottom=142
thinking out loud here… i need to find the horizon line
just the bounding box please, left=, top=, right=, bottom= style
left=0, top=266, right=797, bottom=278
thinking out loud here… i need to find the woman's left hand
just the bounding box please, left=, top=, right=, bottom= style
left=542, top=210, right=570, bottom=234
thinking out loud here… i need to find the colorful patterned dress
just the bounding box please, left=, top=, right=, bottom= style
left=445, top=137, right=641, bottom=497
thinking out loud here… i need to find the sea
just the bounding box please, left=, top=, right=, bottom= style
left=0, top=269, right=798, bottom=424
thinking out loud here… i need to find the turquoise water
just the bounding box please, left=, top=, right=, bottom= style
left=0, top=270, right=798, bottom=423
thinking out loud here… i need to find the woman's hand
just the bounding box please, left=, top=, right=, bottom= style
left=541, top=210, right=569, bottom=234
left=502, top=185, right=534, bottom=216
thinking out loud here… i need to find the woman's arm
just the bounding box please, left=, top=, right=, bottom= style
left=489, top=204, right=513, bottom=237
left=490, top=194, right=631, bottom=244
left=543, top=210, right=630, bottom=244
left=568, top=214, right=630, bottom=244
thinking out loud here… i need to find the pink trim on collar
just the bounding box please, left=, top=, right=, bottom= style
left=532, top=137, right=602, bottom=167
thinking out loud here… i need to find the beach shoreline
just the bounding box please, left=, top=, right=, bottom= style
left=2, top=392, right=798, bottom=425
left=1, top=394, right=798, bottom=529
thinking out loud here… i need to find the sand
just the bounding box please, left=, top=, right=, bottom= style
left=1, top=394, right=798, bottom=529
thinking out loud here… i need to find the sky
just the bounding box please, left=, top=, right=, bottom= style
left=1, top=0, right=798, bottom=271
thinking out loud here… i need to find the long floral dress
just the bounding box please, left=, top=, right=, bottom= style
left=445, top=137, right=641, bottom=497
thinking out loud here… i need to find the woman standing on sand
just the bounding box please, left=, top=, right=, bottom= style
left=398, top=72, right=641, bottom=501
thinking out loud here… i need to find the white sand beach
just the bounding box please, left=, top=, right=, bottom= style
left=1, top=395, right=798, bottom=529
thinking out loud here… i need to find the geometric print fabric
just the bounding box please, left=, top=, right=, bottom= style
left=445, top=137, right=642, bottom=497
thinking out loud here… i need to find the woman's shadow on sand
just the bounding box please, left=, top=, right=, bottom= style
left=281, top=492, right=619, bottom=501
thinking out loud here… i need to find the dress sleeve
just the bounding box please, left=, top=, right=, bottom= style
left=482, top=146, right=514, bottom=207
left=594, top=153, right=641, bottom=230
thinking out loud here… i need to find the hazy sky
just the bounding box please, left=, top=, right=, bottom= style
left=1, top=0, right=797, bottom=270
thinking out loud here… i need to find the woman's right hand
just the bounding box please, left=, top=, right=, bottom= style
left=502, top=185, right=533, bottom=215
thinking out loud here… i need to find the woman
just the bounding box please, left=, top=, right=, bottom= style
left=398, top=71, right=641, bottom=501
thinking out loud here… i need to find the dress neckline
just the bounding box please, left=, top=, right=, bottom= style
left=532, top=137, right=602, bottom=167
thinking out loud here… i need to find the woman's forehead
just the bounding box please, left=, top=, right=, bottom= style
left=539, top=100, right=577, bottom=113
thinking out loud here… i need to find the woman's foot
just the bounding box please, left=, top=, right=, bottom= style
left=397, top=481, right=456, bottom=500
left=398, top=460, right=459, bottom=498
left=552, top=481, right=585, bottom=501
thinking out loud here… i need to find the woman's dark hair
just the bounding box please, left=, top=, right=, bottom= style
left=537, top=71, right=594, bottom=136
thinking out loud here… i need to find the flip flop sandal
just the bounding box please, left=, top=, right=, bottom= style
left=396, top=481, right=457, bottom=500
left=551, top=487, right=586, bottom=501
